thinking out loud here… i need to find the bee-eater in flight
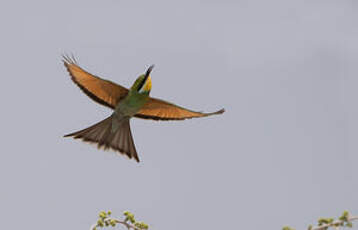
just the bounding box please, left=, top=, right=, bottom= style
left=63, top=55, right=224, bottom=162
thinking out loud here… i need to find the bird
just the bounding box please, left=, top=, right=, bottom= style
left=63, top=55, right=225, bottom=162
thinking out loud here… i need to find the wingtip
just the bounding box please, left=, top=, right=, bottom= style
left=213, top=108, right=225, bottom=115
left=61, top=53, right=78, bottom=65
left=61, top=53, right=70, bottom=63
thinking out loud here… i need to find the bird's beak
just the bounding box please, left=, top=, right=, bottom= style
left=145, top=65, right=155, bottom=78
left=139, top=65, right=154, bottom=93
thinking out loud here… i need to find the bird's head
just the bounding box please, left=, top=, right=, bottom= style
left=132, top=65, right=154, bottom=94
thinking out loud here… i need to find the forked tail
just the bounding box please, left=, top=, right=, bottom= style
left=64, top=116, right=139, bottom=162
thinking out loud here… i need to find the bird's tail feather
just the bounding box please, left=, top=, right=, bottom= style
left=64, top=116, right=139, bottom=162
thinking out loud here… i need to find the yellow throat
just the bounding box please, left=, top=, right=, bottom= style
left=142, top=75, right=152, bottom=92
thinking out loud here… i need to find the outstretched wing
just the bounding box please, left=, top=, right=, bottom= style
left=63, top=55, right=129, bottom=109
left=135, top=97, right=225, bottom=120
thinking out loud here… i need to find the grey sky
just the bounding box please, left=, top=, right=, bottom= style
left=0, top=0, right=357, bottom=230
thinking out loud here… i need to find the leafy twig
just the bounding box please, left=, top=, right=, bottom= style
left=283, top=211, right=357, bottom=230
left=90, top=211, right=149, bottom=230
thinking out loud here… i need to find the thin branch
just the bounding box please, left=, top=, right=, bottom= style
left=311, top=216, right=358, bottom=230
left=90, top=217, right=145, bottom=230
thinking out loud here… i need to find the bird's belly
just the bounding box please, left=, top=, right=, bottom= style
left=116, top=100, right=146, bottom=117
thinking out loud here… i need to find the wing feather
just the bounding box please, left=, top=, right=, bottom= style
left=135, top=97, right=225, bottom=120
left=62, top=55, right=129, bottom=109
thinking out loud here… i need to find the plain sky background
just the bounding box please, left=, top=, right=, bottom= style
left=0, top=0, right=357, bottom=229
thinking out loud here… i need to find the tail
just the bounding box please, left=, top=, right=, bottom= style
left=64, top=116, right=139, bottom=162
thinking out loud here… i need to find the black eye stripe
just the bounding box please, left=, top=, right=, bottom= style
left=138, top=77, right=147, bottom=92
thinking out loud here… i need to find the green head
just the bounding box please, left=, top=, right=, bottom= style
left=131, top=65, right=154, bottom=95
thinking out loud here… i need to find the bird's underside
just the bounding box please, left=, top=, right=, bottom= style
left=63, top=55, right=224, bottom=161
left=64, top=116, right=139, bottom=162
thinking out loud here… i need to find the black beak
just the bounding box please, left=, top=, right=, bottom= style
left=145, top=65, right=155, bottom=77
left=138, top=65, right=154, bottom=92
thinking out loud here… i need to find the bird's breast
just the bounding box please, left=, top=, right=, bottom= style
left=115, top=93, right=149, bottom=117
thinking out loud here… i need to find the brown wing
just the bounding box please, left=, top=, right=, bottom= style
left=135, top=97, right=225, bottom=120
left=63, top=55, right=129, bottom=109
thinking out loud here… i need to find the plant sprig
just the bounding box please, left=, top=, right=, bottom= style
left=282, top=211, right=358, bottom=230
left=91, top=211, right=149, bottom=230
